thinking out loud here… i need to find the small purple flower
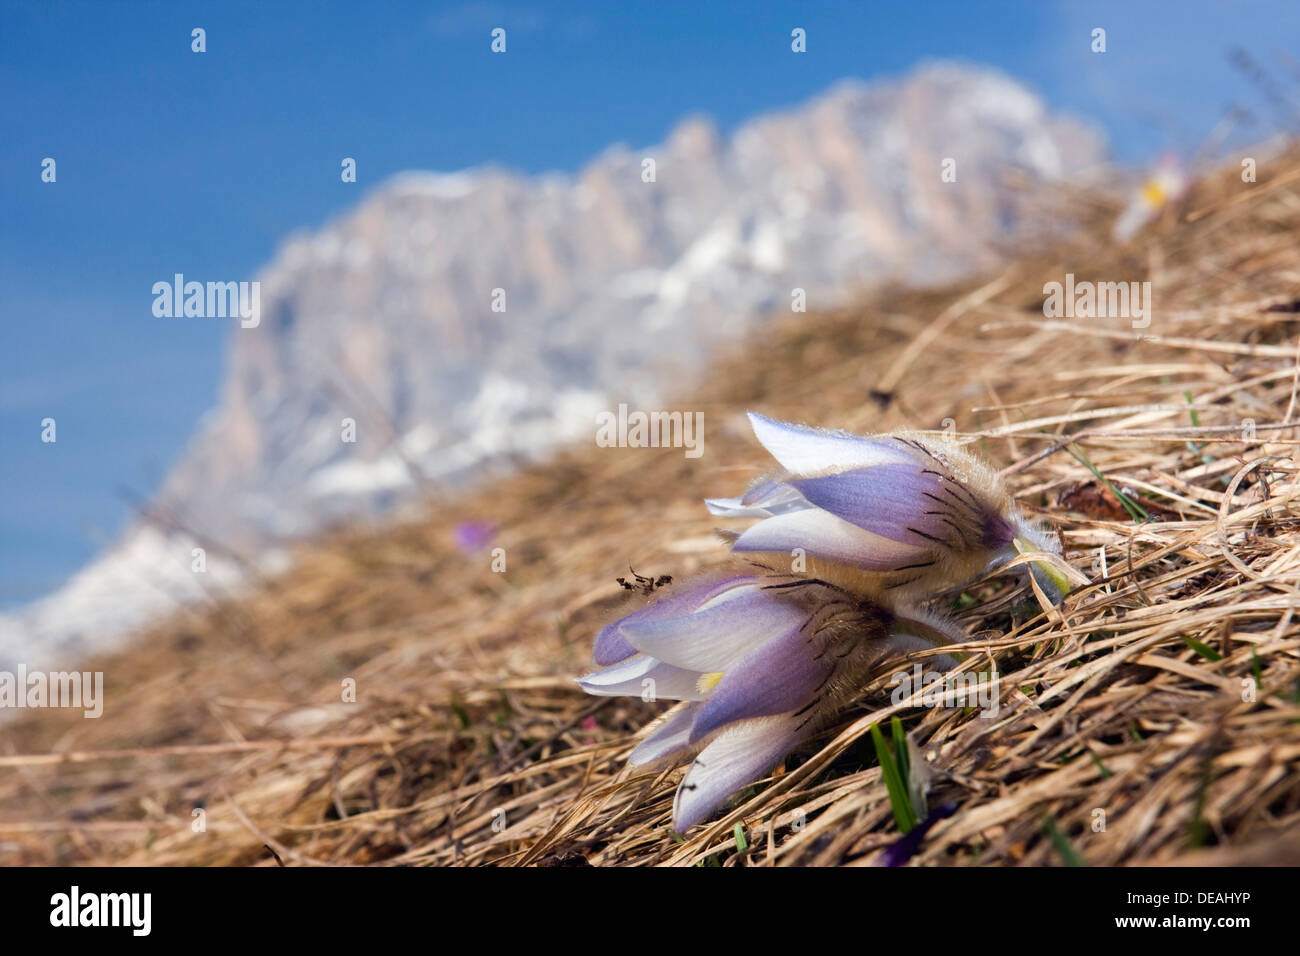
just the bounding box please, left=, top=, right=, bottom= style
left=877, top=802, right=959, bottom=867
left=579, top=573, right=967, bottom=831
left=453, top=520, right=497, bottom=555
left=706, top=413, right=1069, bottom=604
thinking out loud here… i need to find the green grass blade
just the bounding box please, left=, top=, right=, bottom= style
left=1067, top=443, right=1148, bottom=521
left=871, top=722, right=918, bottom=834
left=733, top=823, right=748, bottom=853
left=1041, top=816, right=1087, bottom=866
left=1182, top=634, right=1222, bottom=661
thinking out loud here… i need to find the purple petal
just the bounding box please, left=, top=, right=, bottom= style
left=618, top=584, right=808, bottom=673
left=593, top=622, right=639, bottom=666
left=594, top=574, right=761, bottom=666
left=747, top=412, right=916, bottom=476
left=673, top=715, right=804, bottom=831
left=877, top=803, right=958, bottom=867
left=628, top=703, right=700, bottom=766
left=983, top=513, right=1015, bottom=548
left=689, top=626, right=832, bottom=743
left=790, top=465, right=954, bottom=547
left=730, top=508, right=927, bottom=570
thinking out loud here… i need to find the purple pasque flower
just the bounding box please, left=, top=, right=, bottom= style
left=579, top=571, right=967, bottom=831
left=706, top=413, right=1069, bottom=604
left=877, top=802, right=959, bottom=867
left=453, top=520, right=497, bottom=555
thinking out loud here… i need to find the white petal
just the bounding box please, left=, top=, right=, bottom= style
left=577, top=656, right=706, bottom=701
left=747, top=412, right=914, bottom=476
left=672, top=715, right=803, bottom=831
left=705, top=480, right=810, bottom=519
left=731, top=508, right=926, bottom=570
left=628, top=703, right=700, bottom=766
left=704, top=496, right=773, bottom=519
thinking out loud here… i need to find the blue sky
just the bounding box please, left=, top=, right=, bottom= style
left=2, top=0, right=1297, bottom=607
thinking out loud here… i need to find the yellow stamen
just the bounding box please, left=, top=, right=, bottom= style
left=697, top=671, right=724, bottom=694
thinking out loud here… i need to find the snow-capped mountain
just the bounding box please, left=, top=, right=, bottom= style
left=0, top=62, right=1106, bottom=669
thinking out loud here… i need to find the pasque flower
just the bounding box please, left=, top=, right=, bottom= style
left=706, top=413, right=1070, bottom=604
left=580, top=412, right=1073, bottom=832
left=580, top=570, right=964, bottom=831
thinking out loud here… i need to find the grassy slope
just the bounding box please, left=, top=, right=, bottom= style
left=4, top=152, right=1300, bottom=866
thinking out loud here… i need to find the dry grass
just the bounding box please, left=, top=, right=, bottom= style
left=4, top=150, right=1300, bottom=866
